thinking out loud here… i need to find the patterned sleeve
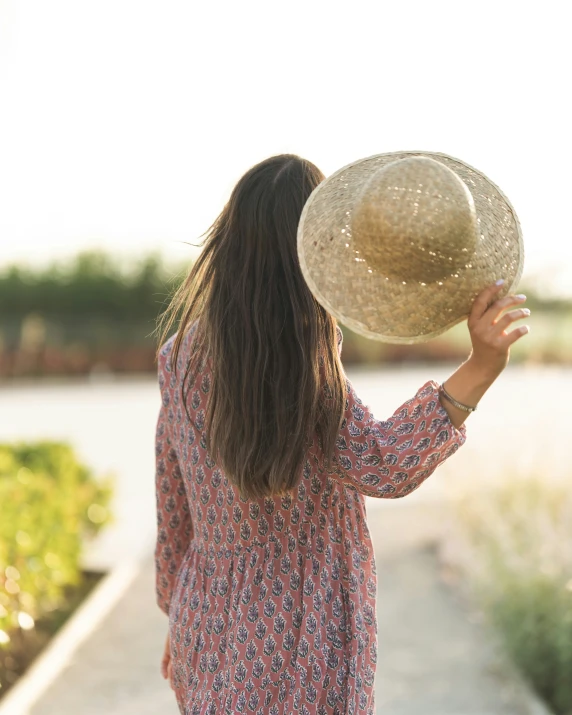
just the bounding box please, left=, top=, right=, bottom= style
left=154, top=342, right=193, bottom=616
left=330, top=325, right=467, bottom=498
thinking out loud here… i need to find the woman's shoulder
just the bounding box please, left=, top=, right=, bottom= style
left=158, top=333, right=177, bottom=374
left=158, top=320, right=201, bottom=375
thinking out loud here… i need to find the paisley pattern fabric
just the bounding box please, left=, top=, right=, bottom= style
left=154, top=324, right=467, bottom=714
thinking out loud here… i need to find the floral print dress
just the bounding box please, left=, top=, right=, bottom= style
left=154, top=325, right=467, bottom=715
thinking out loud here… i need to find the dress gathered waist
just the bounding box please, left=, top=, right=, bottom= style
left=186, top=518, right=343, bottom=560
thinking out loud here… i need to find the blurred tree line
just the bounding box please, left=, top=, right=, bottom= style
left=0, top=251, right=179, bottom=377
left=0, top=251, right=173, bottom=322
left=0, top=250, right=570, bottom=378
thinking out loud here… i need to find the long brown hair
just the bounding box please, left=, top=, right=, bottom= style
left=157, top=154, right=347, bottom=499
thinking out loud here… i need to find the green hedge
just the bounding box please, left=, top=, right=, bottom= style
left=448, top=478, right=572, bottom=714
left=0, top=442, right=113, bottom=646
left=0, top=251, right=175, bottom=322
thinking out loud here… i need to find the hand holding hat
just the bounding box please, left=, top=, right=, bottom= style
left=466, top=278, right=530, bottom=380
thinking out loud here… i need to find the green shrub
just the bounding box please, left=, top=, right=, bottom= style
left=0, top=442, right=113, bottom=647
left=447, top=478, right=572, bottom=714
left=0, top=251, right=175, bottom=322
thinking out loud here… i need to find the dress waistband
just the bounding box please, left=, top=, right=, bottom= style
left=187, top=520, right=325, bottom=559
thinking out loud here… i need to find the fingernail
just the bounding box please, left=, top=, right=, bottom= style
left=495, top=279, right=505, bottom=286
left=515, top=294, right=526, bottom=300
left=523, top=308, right=531, bottom=315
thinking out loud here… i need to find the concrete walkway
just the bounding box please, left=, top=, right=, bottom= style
left=369, top=502, right=549, bottom=714
left=25, top=502, right=549, bottom=715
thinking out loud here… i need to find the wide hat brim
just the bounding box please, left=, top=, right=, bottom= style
left=297, top=151, right=524, bottom=344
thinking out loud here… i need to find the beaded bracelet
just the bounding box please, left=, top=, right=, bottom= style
left=439, top=383, right=477, bottom=413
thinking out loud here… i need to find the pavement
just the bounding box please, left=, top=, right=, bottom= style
left=369, top=502, right=550, bottom=715
left=18, top=500, right=550, bottom=715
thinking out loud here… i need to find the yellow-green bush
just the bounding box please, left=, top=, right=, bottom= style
left=0, top=442, right=113, bottom=647
left=446, top=478, right=572, bottom=714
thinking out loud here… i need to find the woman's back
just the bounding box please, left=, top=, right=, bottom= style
left=155, top=320, right=466, bottom=714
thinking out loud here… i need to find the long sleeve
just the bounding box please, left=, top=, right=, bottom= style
left=329, top=325, right=467, bottom=498
left=154, top=345, right=193, bottom=617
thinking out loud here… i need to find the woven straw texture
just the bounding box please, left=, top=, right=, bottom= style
left=297, top=151, right=524, bottom=343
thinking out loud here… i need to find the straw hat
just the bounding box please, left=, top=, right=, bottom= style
left=297, top=151, right=524, bottom=343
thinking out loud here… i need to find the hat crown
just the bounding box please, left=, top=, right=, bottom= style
left=351, top=156, right=478, bottom=283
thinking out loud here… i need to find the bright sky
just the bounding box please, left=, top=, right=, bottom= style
left=1, top=0, right=570, bottom=295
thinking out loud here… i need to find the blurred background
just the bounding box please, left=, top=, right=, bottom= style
left=1, top=1, right=571, bottom=713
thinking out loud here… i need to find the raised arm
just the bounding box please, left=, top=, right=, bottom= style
left=154, top=342, right=193, bottom=616
left=328, top=280, right=531, bottom=498
left=329, top=369, right=467, bottom=499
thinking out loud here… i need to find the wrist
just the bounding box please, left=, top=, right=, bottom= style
left=465, top=354, right=502, bottom=388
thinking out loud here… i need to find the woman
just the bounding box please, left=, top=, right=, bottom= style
left=154, top=154, right=529, bottom=714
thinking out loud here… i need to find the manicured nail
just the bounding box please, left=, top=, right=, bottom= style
left=515, top=294, right=526, bottom=300
left=521, top=325, right=530, bottom=333
left=523, top=308, right=531, bottom=315
left=495, top=279, right=505, bottom=286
